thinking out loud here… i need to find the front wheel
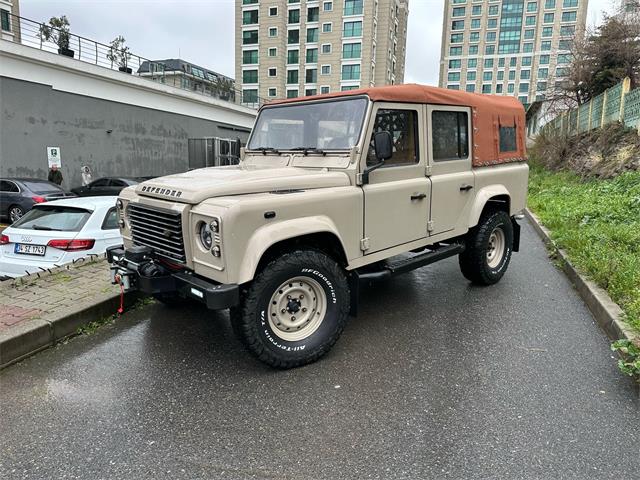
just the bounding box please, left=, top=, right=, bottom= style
left=459, top=210, right=514, bottom=285
left=234, top=249, right=350, bottom=369
left=8, top=205, right=24, bottom=223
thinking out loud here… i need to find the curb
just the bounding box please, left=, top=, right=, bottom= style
left=0, top=289, right=141, bottom=370
left=524, top=208, right=639, bottom=393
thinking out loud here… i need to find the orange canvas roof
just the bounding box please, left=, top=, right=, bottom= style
left=267, top=84, right=527, bottom=167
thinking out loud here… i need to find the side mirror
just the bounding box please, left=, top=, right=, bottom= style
left=373, top=131, right=393, bottom=162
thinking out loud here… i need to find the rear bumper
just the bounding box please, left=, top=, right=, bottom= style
left=107, top=246, right=239, bottom=310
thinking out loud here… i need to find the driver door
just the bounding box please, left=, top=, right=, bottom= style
left=362, top=104, right=429, bottom=254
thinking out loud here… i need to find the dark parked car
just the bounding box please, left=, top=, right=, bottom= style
left=0, top=178, right=76, bottom=223
left=70, top=177, right=151, bottom=197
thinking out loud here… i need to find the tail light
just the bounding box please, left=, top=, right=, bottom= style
left=31, top=196, right=47, bottom=203
left=0, top=234, right=9, bottom=245
left=47, top=239, right=96, bottom=251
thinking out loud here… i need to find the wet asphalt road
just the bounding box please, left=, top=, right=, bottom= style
left=1, top=221, right=639, bottom=480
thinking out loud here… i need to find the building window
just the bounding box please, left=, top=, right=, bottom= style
left=323, top=1, right=333, bottom=12
left=486, top=31, right=496, bottom=42
left=287, top=69, right=299, bottom=84
left=450, top=46, right=463, bottom=56
left=483, top=71, right=493, bottom=81
left=523, top=43, right=533, bottom=53
left=543, top=13, right=554, bottom=23
left=538, top=68, right=548, bottom=78
left=322, top=22, right=332, bottom=33
left=451, top=33, right=464, bottom=43
left=508, top=84, right=515, bottom=93
left=287, top=49, right=299, bottom=64
left=498, top=57, right=505, bottom=67
left=468, top=58, right=477, bottom=68
left=524, top=29, right=534, bottom=39
left=308, top=7, right=320, bottom=22
left=489, top=5, right=499, bottom=14
left=472, top=5, right=482, bottom=15
left=563, top=0, right=578, bottom=6
left=321, top=86, right=330, bottom=94
left=537, top=81, right=547, bottom=90
left=288, top=29, right=300, bottom=44
left=448, top=72, right=461, bottom=82
left=287, top=89, right=299, bottom=98
left=562, top=11, right=577, bottom=22
left=449, top=59, right=462, bottom=69
left=484, top=58, right=494, bottom=68
left=521, top=70, right=531, bottom=80
left=471, top=18, right=480, bottom=29
left=557, top=53, right=571, bottom=64
left=343, top=42, right=362, bottom=59
left=526, top=16, right=536, bottom=26
left=242, top=69, right=258, bottom=83
left=1, top=9, right=10, bottom=32
left=519, top=83, right=529, bottom=93
left=522, top=56, right=532, bottom=66
left=343, top=21, right=362, bottom=37
left=268, top=67, right=277, bottom=77
left=452, top=7, right=466, bottom=17
left=540, top=54, right=550, bottom=64
left=243, top=30, right=259, bottom=45
left=269, top=27, right=278, bottom=37
left=470, top=32, right=480, bottom=42
left=469, top=45, right=478, bottom=55
left=496, top=84, right=503, bottom=93
left=448, top=85, right=460, bottom=90
left=305, top=68, right=318, bottom=83
left=560, top=25, right=575, bottom=36
left=269, top=6, right=278, bottom=16
left=545, top=0, right=556, bottom=8
left=341, top=64, right=361, bottom=80
left=541, top=41, right=551, bottom=51
left=243, top=0, right=259, bottom=4
left=268, top=47, right=277, bottom=57
left=509, top=71, right=516, bottom=80
left=559, top=40, right=572, bottom=50
left=344, top=0, right=364, bottom=15
left=485, top=45, right=495, bottom=55
left=321, top=65, right=331, bottom=75
left=497, top=71, right=504, bottom=80
left=467, top=71, right=477, bottom=80
left=431, top=111, right=469, bottom=161
left=242, top=10, right=259, bottom=25
left=288, top=9, right=300, bottom=24
left=242, top=89, right=258, bottom=104
left=482, top=84, right=492, bottom=94
left=488, top=18, right=497, bottom=28
left=527, top=1, right=538, bottom=11
left=307, top=27, right=319, bottom=42
left=452, top=20, right=465, bottom=30
left=242, top=50, right=258, bottom=64
left=510, top=57, right=517, bottom=67
left=268, top=87, right=277, bottom=97
left=305, top=88, right=317, bottom=96
left=321, top=43, right=332, bottom=54
left=542, top=27, right=553, bottom=37
left=466, top=84, right=476, bottom=93
left=342, top=85, right=359, bottom=91
left=306, top=48, right=318, bottom=63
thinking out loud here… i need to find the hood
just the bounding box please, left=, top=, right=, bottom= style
left=135, top=165, right=351, bottom=204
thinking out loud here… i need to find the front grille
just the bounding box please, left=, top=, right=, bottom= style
left=127, top=203, right=186, bottom=263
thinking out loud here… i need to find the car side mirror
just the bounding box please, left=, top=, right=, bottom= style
left=360, top=131, right=393, bottom=185
left=373, top=131, right=393, bottom=162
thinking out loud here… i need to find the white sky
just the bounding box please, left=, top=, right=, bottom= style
left=21, top=0, right=615, bottom=85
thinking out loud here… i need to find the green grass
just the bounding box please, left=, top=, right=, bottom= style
left=527, top=164, right=640, bottom=334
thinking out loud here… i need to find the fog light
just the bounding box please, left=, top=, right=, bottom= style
left=212, top=245, right=221, bottom=257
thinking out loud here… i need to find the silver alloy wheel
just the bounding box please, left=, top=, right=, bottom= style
left=486, top=226, right=506, bottom=268
left=9, top=207, right=23, bottom=223
left=268, top=276, right=327, bottom=342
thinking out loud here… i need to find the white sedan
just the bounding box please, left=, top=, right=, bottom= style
left=0, top=196, right=122, bottom=278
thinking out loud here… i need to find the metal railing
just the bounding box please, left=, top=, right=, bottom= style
left=1, top=12, right=264, bottom=109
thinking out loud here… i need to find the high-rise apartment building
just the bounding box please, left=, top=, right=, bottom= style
left=235, top=0, right=408, bottom=104
left=438, top=0, right=588, bottom=105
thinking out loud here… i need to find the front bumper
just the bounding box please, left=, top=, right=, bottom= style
left=107, top=246, right=239, bottom=310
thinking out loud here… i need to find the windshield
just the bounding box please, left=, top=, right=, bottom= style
left=248, top=97, right=368, bottom=151
left=12, top=206, right=92, bottom=231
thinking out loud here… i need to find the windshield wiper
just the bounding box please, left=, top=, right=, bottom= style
left=252, top=146, right=280, bottom=155
left=31, top=225, right=62, bottom=231
left=291, top=147, right=326, bottom=156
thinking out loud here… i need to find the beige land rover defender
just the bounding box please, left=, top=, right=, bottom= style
left=108, top=84, right=529, bottom=368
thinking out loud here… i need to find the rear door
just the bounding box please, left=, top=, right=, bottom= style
left=362, top=104, right=429, bottom=253
left=426, top=105, right=475, bottom=236
left=0, top=180, right=21, bottom=217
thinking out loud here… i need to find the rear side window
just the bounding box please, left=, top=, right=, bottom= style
left=499, top=126, right=517, bottom=152
left=0, top=180, right=19, bottom=192
left=12, top=206, right=92, bottom=232
left=91, top=178, right=110, bottom=187
left=432, top=111, right=469, bottom=161
left=102, top=208, right=119, bottom=230
left=23, top=181, right=62, bottom=194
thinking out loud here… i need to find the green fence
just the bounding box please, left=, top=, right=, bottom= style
left=543, top=78, right=640, bottom=137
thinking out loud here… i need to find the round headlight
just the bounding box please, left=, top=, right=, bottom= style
left=199, top=222, right=213, bottom=250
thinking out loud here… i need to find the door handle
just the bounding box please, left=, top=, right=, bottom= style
left=460, top=184, right=474, bottom=191
left=410, top=193, right=427, bottom=200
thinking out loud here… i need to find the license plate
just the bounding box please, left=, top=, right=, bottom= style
left=14, top=243, right=46, bottom=256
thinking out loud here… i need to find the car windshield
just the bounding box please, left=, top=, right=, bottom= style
left=22, top=181, right=63, bottom=194
left=247, top=97, right=368, bottom=151
left=12, top=206, right=92, bottom=232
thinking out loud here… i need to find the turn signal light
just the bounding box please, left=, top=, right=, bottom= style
left=0, top=234, right=9, bottom=245
left=47, top=239, right=96, bottom=251
left=31, top=196, right=47, bottom=203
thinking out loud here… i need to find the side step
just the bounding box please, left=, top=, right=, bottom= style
left=358, top=243, right=465, bottom=281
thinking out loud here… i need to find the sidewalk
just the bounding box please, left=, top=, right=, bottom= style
left=0, top=256, right=138, bottom=368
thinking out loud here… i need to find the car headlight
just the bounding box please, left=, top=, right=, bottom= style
left=199, top=221, right=213, bottom=250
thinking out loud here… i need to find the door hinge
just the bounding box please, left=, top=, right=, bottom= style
left=356, top=173, right=364, bottom=186
left=427, top=220, right=434, bottom=233
left=360, top=237, right=370, bottom=252
left=425, top=165, right=432, bottom=176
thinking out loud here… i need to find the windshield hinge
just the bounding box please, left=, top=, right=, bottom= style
left=356, top=173, right=364, bottom=186
left=360, top=237, right=370, bottom=252
left=425, top=165, right=433, bottom=176
left=427, top=220, right=434, bottom=233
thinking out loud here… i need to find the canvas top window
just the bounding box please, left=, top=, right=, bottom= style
left=431, top=111, right=469, bottom=161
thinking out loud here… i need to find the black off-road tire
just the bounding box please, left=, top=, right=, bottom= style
left=459, top=210, right=514, bottom=286
left=234, top=249, right=350, bottom=369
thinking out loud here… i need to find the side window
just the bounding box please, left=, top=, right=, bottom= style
left=102, top=208, right=119, bottom=230
left=431, top=111, right=469, bottom=161
left=1, top=180, right=17, bottom=192
left=91, top=178, right=110, bottom=187
left=499, top=126, right=517, bottom=152
left=109, top=179, right=127, bottom=187
left=367, top=109, right=419, bottom=167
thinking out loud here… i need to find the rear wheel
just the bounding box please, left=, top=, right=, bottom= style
left=459, top=210, right=513, bottom=285
left=234, top=249, right=350, bottom=369
left=8, top=205, right=24, bottom=223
